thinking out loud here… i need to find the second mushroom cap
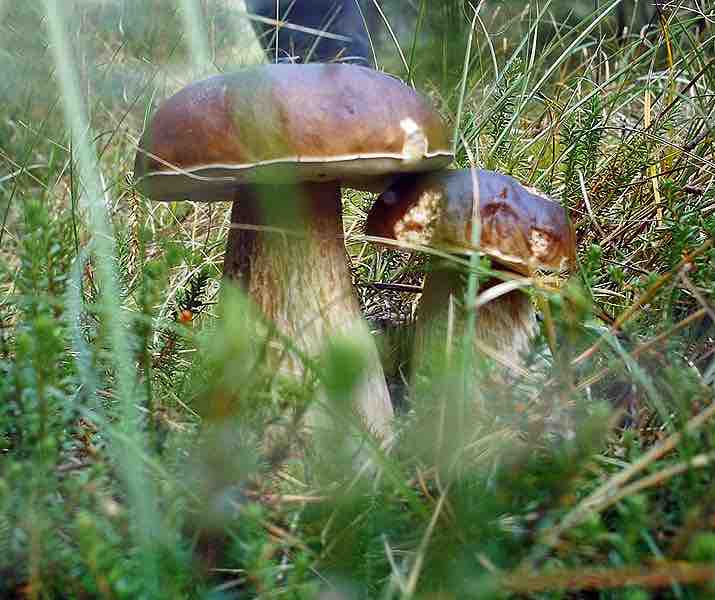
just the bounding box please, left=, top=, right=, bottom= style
left=365, top=169, right=576, bottom=276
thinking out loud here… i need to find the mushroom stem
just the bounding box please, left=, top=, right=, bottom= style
left=414, top=262, right=537, bottom=373
left=223, top=184, right=394, bottom=440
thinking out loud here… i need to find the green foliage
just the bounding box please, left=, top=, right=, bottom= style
left=560, top=94, right=604, bottom=208
left=0, top=1, right=714, bottom=598
left=484, top=57, right=526, bottom=172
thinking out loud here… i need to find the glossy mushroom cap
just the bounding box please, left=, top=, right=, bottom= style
left=365, top=169, right=576, bottom=275
left=134, top=64, right=453, bottom=202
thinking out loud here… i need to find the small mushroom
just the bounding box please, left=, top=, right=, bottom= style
left=365, top=169, right=576, bottom=367
left=134, top=63, right=453, bottom=441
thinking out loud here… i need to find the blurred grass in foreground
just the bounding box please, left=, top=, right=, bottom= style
left=0, top=0, right=714, bottom=598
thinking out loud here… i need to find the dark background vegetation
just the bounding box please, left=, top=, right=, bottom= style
left=0, top=0, right=714, bottom=598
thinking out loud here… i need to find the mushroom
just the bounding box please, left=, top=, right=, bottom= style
left=134, top=63, right=453, bottom=441
left=365, top=169, right=576, bottom=368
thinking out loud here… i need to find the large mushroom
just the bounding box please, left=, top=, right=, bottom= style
left=365, top=169, right=576, bottom=368
left=134, top=63, right=452, bottom=441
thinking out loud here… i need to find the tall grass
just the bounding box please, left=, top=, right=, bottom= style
left=0, top=1, right=714, bottom=598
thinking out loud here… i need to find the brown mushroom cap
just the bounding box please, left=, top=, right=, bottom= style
left=134, top=64, right=453, bottom=201
left=365, top=169, right=577, bottom=275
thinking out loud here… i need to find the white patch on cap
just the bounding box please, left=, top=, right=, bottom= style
left=529, top=229, right=553, bottom=261
left=394, top=189, right=442, bottom=245
left=400, top=118, right=428, bottom=162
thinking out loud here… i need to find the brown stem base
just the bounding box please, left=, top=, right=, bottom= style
left=223, top=184, right=393, bottom=442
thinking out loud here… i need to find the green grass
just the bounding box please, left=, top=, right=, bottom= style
left=1, top=1, right=715, bottom=598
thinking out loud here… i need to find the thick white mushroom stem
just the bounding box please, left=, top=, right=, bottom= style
left=223, top=183, right=394, bottom=442
left=414, top=264, right=537, bottom=374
